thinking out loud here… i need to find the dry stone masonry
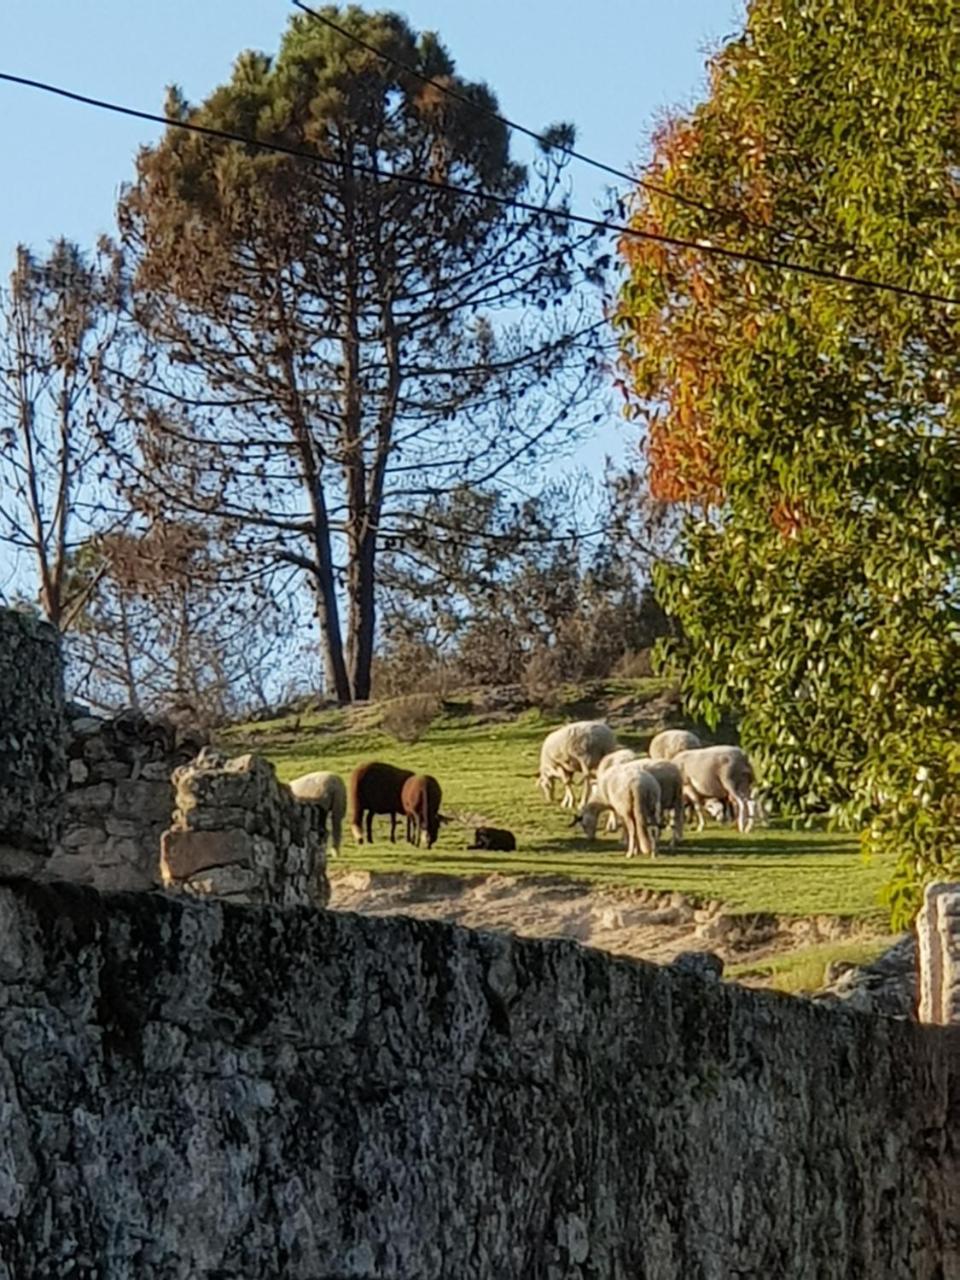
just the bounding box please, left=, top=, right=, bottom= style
left=0, top=611, right=65, bottom=866
left=50, top=703, right=207, bottom=892
left=160, top=748, right=329, bottom=908
left=0, top=877, right=955, bottom=1279
left=918, top=882, right=960, bottom=1025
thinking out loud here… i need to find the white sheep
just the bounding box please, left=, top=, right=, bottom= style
left=288, top=770, right=347, bottom=856
left=538, top=721, right=617, bottom=809
left=672, top=746, right=756, bottom=833
left=577, top=761, right=661, bottom=859
left=639, top=758, right=685, bottom=846
left=595, top=748, right=639, bottom=830
left=594, top=755, right=685, bottom=845
left=648, top=729, right=701, bottom=761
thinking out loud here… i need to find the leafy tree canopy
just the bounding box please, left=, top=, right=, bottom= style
left=615, top=0, right=960, bottom=923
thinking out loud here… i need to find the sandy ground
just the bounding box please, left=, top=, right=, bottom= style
left=329, top=869, right=890, bottom=986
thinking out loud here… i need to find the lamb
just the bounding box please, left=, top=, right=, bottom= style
left=468, top=826, right=517, bottom=852
left=538, top=721, right=617, bottom=809
left=648, top=729, right=701, bottom=761
left=401, top=773, right=443, bottom=849
left=349, top=761, right=415, bottom=845
left=576, top=761, right=661, bottom=859
left=287, top=770, right=347, bottom=857
left=672, top=745, right=756, bottom=833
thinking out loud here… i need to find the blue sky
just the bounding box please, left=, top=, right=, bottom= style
left=0, top=0, right=743, bottom=528
left=1, top=1, right=742, bottom=254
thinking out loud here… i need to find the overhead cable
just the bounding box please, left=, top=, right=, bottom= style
left=0, top=70, right=956, bottom=307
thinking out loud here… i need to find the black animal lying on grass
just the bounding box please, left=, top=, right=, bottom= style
left=468, top=826, right=517, bottom=852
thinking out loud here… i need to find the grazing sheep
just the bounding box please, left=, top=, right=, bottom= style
left=649, top=729, right=701, bottom=761
left=673, top=745, right=756, bottom=833
left=638, top=758, right=685, bottom=846
left=401, top=773, right=443, bottom=849
left=538, top=721, right=617, bottom=809
left=577, top=762, right=661, bottom=859
left=288, top=770, right=347, bottom=857
left=349, top=761, right=415, bottom=845
left=468, top=826, right=517, bottom=852
left=595, top=748, right=639, bottom=830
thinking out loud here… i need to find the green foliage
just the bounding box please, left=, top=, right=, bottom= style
left=620, top=0, right=960, bottom=922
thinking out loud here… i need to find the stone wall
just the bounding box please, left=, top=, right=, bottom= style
left=0, top=611, right=65, bottom=862
left=160, top=749, right=329, bottom=908
left=918, top=882, right=960, bottom=1025
left=0, top=877, right=955, bottom=1280
left=50, top=704, right=207, bottom=892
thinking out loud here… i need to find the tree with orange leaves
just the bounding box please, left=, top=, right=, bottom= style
left=615, top=0, right=960, bottom=923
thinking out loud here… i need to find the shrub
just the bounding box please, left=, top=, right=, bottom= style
left=380, top=693, right=440, bottom=744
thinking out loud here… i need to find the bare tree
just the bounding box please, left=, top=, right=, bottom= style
left=66, top=522, right=306, bottom=719
left=0, top=240, right=123, bottom=629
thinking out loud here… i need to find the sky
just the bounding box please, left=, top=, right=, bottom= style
left=0, top=0, right=743, bottom=565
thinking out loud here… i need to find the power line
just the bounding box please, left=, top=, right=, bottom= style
left=1, top=70, right=957, bottom=307
left=291, top=0, right=855, bottom=257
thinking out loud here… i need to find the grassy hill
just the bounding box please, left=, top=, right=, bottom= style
left=221, top=680, right=893, bottom=922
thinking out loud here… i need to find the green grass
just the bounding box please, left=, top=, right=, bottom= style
left=220, top=693, right=893, bottom=921
left=728, top=936, right=899, bottom=994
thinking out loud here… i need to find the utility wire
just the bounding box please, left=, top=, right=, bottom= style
left=1, top=70, right=957, bottom=307
left=291, top=0, right=855, bottom=256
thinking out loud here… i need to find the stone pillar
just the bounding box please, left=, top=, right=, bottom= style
left=160, top=748, right=329, bottom=908
left=916, top=882, right=960, bottom=1025
left=0, top=610, right=66, bottom=869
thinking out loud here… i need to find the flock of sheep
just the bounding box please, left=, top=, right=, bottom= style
left=538, top=721, right=758, bottom=859
left=285, top=719, right=757, bottom=861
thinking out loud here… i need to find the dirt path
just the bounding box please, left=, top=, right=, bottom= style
left=330, top=869, right=890, bottom=985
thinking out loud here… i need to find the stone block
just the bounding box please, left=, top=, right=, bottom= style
left=161, top=828, right=254, bottom=882
left=114, top=779, right=174, bottom=824
left=65, top=782, right=114, bottom=813
left=104, top=836, right=148, bottom=867
left=104, top=815, right=139, bottom=838
left=182, top=864, right=260, bottom=897
left=89, top=760, right=131, bottom=781
left=68, top=759, right=89, bottom=785
left=917, top=881, right=960, bottom=1025
left=69, top=716, right=103, bottom=738
left=139, top=761, right=174, bottom=782
left=60, top=825, right=107, bottom=851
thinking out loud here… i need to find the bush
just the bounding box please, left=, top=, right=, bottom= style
left=380, top=693, right=440, bottom=744
left=370, top=639, right=453, bottom=699
left=612, top=648, right=655, bottom=679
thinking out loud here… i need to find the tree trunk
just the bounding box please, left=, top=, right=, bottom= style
left=314, top=563, right=351, bottom=705
left=347, top=531, right=377, bottom=701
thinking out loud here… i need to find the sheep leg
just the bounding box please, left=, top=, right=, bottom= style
left=579, top=769, right=593, bottom=810
left=560, top=770, right=576, bottom=808
left=605, top=810, right=619, bottom=833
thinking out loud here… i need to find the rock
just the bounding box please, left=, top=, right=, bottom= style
left=60, top=825, right=107, bottom=851
left=113, top=779, right=174, bottom=824
left=65, top=782, right=114, bottom=813
left=68, top=759, right=89, bottom=785
left=670, top=951, right=724, bottom=980
left=161, top=829, right=255, bottom=881
left=139, top=761, right=174, bottom=782
left=69, top=716, right=104, bottom=738
left=812, top=936, right=917, bottom=1019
